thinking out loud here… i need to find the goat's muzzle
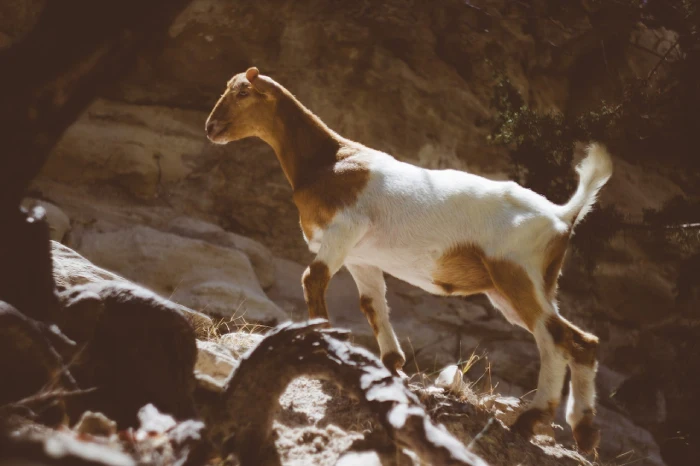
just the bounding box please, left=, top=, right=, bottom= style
left=205, top=119, right=229, bottom=142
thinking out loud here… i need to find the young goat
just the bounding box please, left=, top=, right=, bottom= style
left=206, top=67, right=612, bottom=452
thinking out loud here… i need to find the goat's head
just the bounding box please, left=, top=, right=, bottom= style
left=205, top=67, right=279, bottom=144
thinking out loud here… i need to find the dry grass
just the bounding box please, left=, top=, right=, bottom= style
left=405, top=339, right=496, bottom=404
left=201, top=299, right=273, bottom=342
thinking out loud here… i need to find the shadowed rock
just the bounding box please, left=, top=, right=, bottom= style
left=200, top=320, right=487, bottom=466
left=52, top=241, right=213, bottom=338
left=0, top=301, right=71, bottom=425
left=56, top=282, right=198, bottom=427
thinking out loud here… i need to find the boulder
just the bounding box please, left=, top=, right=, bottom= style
left=167, top=216, right=276, bottom=289
left=74, top=225, right=287, bottom=323
left=52, top=241, right=125, bottom=291
left=194, top=340, right=237, bottom=392
left=56, top=282, right=199, bottom=427
left=194, top=333, right=265, bottom=392
left=51, top=241, right=213, bottom=337
left=435, top=365, right=464, bottom=395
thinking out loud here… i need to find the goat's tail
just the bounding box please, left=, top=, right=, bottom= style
left=556, top=143, right=613, bottom=228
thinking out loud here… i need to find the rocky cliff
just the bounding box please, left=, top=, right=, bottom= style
left=7, top=0, right=698, bottom=465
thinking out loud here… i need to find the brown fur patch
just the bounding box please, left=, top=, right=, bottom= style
left=546, top=316, right=599, bottom=366
left=433, top=244, right=543, bottom=331
left=432, top=244, right=493, bottom=296
left=486, top=259, right=543, bottom=332
left=542, top=233, right=570, bottom=299
left=302, top=261, right=331, bottom=320
left=381, top=351, right=405, bottom=374
left=359, top=295, right=380, bottom=336
left=293, top=155, right=370, bottom=241
left=209, top=71, right=371, bottom=241
left=511, top=401, right=557, bottom=438
left=269, top=90, right=371, bottom=240
left=573, top=409, right=600, bottom=453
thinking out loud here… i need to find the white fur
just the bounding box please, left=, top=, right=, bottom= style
left=557, top=143, right=613, bottom=227
left=310, top=144, right=612, bottom=302
left=304, top=143, right=611, bottom=431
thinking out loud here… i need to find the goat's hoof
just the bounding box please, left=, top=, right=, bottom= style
left=308, top=318, right=332, bottom=329
left=381, top=351, right=406, bottom=376
left=318, top=320, right=332, bottom=329
left=511, top=407, right=550, bottom=439
left=573, top=418, right=600, bottom=454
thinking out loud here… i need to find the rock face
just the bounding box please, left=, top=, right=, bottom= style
left=167, top=216, right=276, bottom=289
left=0, top=0, right=46, bottom=50
left=33, top=194, right=287, bottom=325
left=76, top=224, right=285, bottom=322
left=25, top=1, right=698, bottom=465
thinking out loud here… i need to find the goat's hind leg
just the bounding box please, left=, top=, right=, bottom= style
left=511, top=313, right=569, bottom=438
left=501, top=296, right=600, bottom=452
left=568, top=361, right=600, bottom=453
left=347, top=263, right=405, bottom=373
left=533, top=313, right=600, bottom=453
left=556, top=316, right=600, bottom=453
left=485, top=263, right=569, bottom=438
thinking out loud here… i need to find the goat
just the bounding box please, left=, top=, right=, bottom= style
left=205, top=67, right=612, bottom=453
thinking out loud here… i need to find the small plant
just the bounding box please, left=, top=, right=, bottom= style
left=489, top=74, right=625, bottom=271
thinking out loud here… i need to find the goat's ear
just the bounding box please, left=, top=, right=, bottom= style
left=245, top=67, right=259, bottom=82
left=247, top=68, right=278, bottom=95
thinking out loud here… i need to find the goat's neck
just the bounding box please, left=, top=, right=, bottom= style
left=260, top=94, right=342, bottom=190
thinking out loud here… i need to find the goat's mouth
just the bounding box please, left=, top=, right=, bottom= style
left=208, top=123, right=231, bottom=143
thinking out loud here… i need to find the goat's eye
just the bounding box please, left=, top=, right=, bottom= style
left=238, top=89, right=249, bottom=97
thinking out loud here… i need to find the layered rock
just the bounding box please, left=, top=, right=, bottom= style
left=75, top=224, right=285, bottom=322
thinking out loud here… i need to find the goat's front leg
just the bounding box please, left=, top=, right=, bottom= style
left=301, top=221, right=365, bottom=323
left=346, top=263, right=405, bottom=373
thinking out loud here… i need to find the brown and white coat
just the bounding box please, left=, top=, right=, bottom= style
left=206, top=68, right=613, bottom=453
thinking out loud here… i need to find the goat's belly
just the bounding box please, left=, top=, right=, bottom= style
left=346, top=248, right=447, bottom=295
left=385, top=269, right=448, bottom=295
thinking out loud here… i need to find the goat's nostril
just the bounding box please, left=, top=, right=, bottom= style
left=206, top=121, right=216, bottom=135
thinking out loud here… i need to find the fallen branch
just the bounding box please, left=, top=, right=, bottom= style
left=0, top=301, right=73, bottom=423
left=8, top=387, right=98, bottom=409
left=203, top=320, right=488, bottom=466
